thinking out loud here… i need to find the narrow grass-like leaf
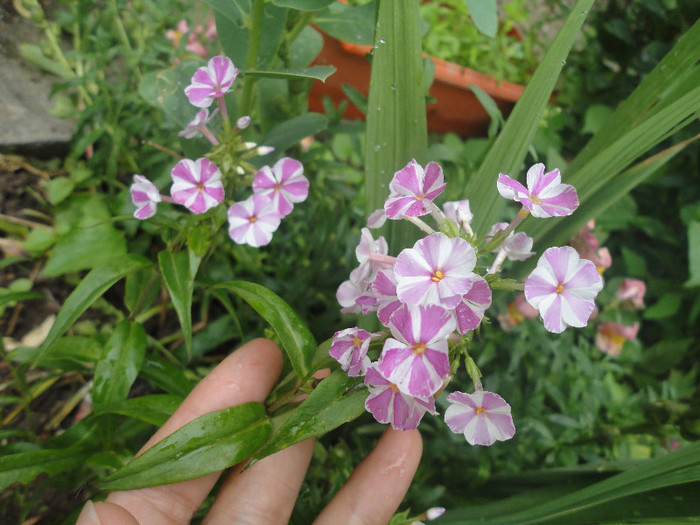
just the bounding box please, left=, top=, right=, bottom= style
left=34, top=254, right=151, bottom=367
left=93, top=394, right=185, bottom=427
left=99, top=402, right=270, bottom=490
left=243, top=65, right=336, bottom=82
left=271, top=0, right=335, bottom=11
left=158, top=250, right=200, bottom=361
left=214, top=281, right=315, bottom=379
left=0, top=291, right=44, bottom=308
left=0, top=448, right=92, bottom=491
left=92, top=320, right=146, bottom=409
left=250, top=370, right=366, bottom=463
left=365, top=0, right=428, bottom=252
left=466, top=0, right=595, bottom=234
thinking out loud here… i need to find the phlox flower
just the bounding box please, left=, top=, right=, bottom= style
left=444, top=390, right=516, bottom=446
left=130, top=175, right=161, bottom=220
left=170, top=158, right=224, bottom=214
left=227, top=193, right=281, bottom=247
left=497, top=163, right=578, bottom=218
left=616, top=278, right=646, bottom=310
left=498, top=293, right=538, bottom=331
left=486, top=222, right=534, bottom=261
left=384, top=160, right=446, bottom=219
left=178, top=108, right=219, bottom=141
left=329, top=327, right=374, bottom=376
left=364, top=365, right=436, bottom=430
left=378, top=304, right=455, bottom=398
left=370, top=269, right=402, bottom=326
left=355, top=227, right=390, bottom=280
left=525, top=246, right=603, bottom=333
left=367, top=208, right=388, bottom=229
left=252, top=157, right=309, bottom=218
left=595, top=322, right=639, bottom=356
left=454, top=275, right=492, bottom=334
left=336, top=267, right=375, bottom=315
left=394, top=232, right=476, bottom=309
left=443, top=199, right=473, bottom=228
left=184, top=55, right=239, bottom=108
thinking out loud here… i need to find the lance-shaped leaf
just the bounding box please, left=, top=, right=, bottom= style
left=214, top=281, right=315, bottom=380
left=250, top=370, right=366, bottom=463
left=243, top=65, right=336, bottom=82
left=158, top=249, right=201, bottom=361
left=0, top=447, right=93, bottom=491
left=93, top=394, right=184, bottom=427
left=92, top=320, right=147, bottom=409
left=271, top=0, right=335, bottom=9
left=34, top=254, right=151, bottom=367
left=365, top=0, right=428, bottom=253
left=99, top=402, right=270, bottom=490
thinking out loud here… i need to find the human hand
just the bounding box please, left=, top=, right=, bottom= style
left=76, top=338, right=423, bottom=525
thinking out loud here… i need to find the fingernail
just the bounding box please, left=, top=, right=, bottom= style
left=77, top=500, right=103, bottom=525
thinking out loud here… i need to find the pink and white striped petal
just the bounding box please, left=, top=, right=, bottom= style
left=364, top=365, right=436, bottom=430
left=370, top=269, right=402, bottom=326
left=525, top=246, right=603, bottom=333
left=497, top=163, right=578, bottom=218
left=378, top=304, right=455, bottom=398
left=184, top=55, right=239, bottom=108
left=444, top=390, right=515, bottom=446
left=394, top=233, right=477, bottom=309
left=454, top=275, right=492, bottom=333
left=384, top=160, right=446, bottom=219
left=252, top=157, right=309, bottom=218
left=130, top=175, right=161, bottom=220
left=227, top=193, right=281, bottom=247
left=178, top=108, right=219, bottom=139
left=170, top=158, right=224, bottom=214
left=329, top=327, right=374, bottom=376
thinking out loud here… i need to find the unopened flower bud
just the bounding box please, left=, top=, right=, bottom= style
left=236, top=115, right=251, bottom=129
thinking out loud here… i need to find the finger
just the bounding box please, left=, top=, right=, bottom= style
left=86, top=338, right=283, bottom=525
left=314, top=428, right=423, bottom=525
left=203, top=438, right=315, bottom=525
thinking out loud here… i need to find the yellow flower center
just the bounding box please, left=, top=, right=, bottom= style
left=530, top=195, right=542, bottom=205
left=249, top=216, right=257, bottom=223
left=431, top=270, right=444, bottom=283
left=389, top=383, right=399, bottom=393
left=352, top=336, right=362, bottom=348
left=555, top=284, right=564, bottom=293
left=476, top=407, right=485, bottom=414
left=412, top=343, right=426, bottom=355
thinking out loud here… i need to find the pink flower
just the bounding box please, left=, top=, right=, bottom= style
left=367, top=208, right=388, bottom=229
left=394, top=233, right=476, bottom=309
left=170, top=158, right=224, bottom=214
left=336, top=267, right=374, bottom=315
left=227, top=194, right=281, bottom=247
left=252, top=157, right=309, bottom=218
left=454, top=275, right=492, bottom=334
left=355, top=227, right=390, bottom=281
left=595, top=322, right=639, bottom=356
left=184, top=56, right=239, bottom=108
left=444, top=390, right=516, bottom=446
left=486, top=222, right=534, bottom=261
left=525, top=246, right=603, bottom=333
left=166, top=19, right=189, bottom=47
left=130, top=175, right=161, bottom=220
left=370, top=269, right=402, bottom=326
left=364, top=365, right=436, bottom=430
left=497, top=163, right=578, bottom=218
left=384, top=160, right=446, bottom=219
left=329, top=328, right=374, bottom=376
left=177, top=108, right=219, bottom=143
left=185, top=33, right=208, bottom=59
left=616, top=278, right=646, bottom=309
left=443, top=199, right=473, bottom=226
left=499, top=293, right=539, bottom=330
left=378, top=304, right=455, bottom=398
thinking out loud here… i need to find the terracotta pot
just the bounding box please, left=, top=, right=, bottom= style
left=309, top=32, right=526, bottom=137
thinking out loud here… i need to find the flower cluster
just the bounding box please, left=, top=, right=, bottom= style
left=166, top=18, right=218, bottom=60
left=331, top=160, right=603, bottom=446
left=129, top=55, right=309, bottom=248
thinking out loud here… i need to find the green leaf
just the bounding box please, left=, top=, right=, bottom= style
left=467, top=0, right=594, bottom=234
left=158, top=250, right=201, bottom=361
left=314, top=1, right=377, bottom=45
left=261, top=112, right=328, bottom=155
left=94, top=394, right=183, bottom=427
left=139, top=61, right=204, bottom=128
left=685, top=221, right=700, bottom=287
left=270, top=0, right=335, bottom=10
left=0, top=291, right=44, bottom=308
left=10, top=336, right=101, bottom=370
left=140, top=355, right=194, bottom=397
left=19, top=43, right=72, bottom=78
left=99, top=403, right=271, bottom=490
left=251, top=370, right=366, bottom=463
left=243, top=65, right=336, bottom=82
left=213, top=281, right=315, bottom=379
left=92, top=320, right=147, bottom=409
left=0, top=447, right=92, bottom=491
left=44, top=177, right=75, bottom=205
left=365, top=0, right=428, bottom=253
left=643, top=293, right=683, bottom=320
left=465, top=0, right=498, bottom=38
left=34, top=254, right=151, bottom=367
left=202, top=0, right=250, bottom=24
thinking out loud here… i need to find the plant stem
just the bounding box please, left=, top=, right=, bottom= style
left=239, top=0, right=266, bottom=116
